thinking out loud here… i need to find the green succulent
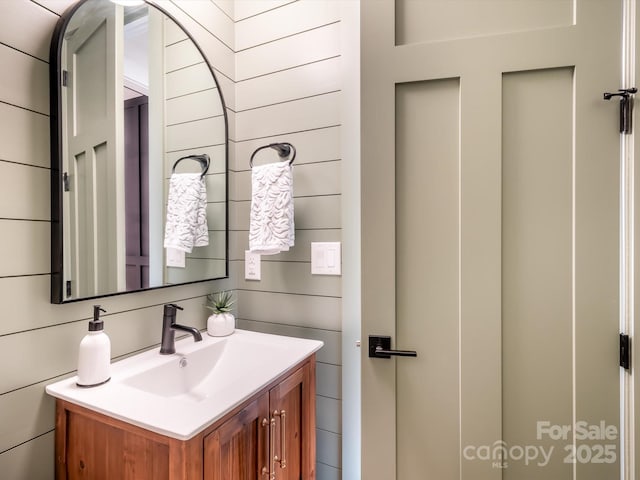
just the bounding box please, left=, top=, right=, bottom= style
left=206, top=291, right=235, bottom=314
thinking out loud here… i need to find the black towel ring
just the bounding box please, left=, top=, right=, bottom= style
left=172, top=154, right=210, bottom=178
left=249, top=142, right=296, bottom=168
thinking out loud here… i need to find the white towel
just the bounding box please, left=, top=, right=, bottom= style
left=164, top=173, right=209, bottom=253
left=249, top=162, right=294, bottom=255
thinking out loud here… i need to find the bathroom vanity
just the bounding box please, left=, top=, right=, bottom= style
left=47, top=330, right=322, bottom=479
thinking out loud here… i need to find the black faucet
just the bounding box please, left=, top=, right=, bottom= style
left=160, top=303, right=203, bottom=355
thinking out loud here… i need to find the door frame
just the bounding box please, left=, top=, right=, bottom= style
left=340, top=1, right=362, bottom=478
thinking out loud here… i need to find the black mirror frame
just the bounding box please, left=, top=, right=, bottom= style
left=49, top=0, right=229, bottom=304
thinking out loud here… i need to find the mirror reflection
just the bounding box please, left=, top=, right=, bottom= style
left=51, top=0, right=228, bottom=303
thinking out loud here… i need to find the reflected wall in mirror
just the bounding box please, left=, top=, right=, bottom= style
left=50, top=0, right=228, bottom=303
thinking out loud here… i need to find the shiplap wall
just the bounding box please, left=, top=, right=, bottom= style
left=0, top=1, right=234, bottom=478
left=0, top=0, right=343, bottom=478
left=233, top=2, right=343, bottom=479
left=163, top=15, right=227, bottom=284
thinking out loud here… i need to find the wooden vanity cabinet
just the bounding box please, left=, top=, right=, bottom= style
left=55, top=355, right=316, bottom=480
left=204, top=363, right=315, bottom=480
left=203, top=393, right=269, bottom=479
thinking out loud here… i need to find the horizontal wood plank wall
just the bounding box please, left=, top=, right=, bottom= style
left=162, top=11, right=228, bottom=284
left=0, top=1, right=234, bottom=478
left=1, top=1, right=343, bottom=478
left=234, top=2, right=342, bottom=479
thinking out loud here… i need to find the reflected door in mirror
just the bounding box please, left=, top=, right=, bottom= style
left=125, top=96, right=149, bottom=290
left=64, top=3, right=125, bottom=298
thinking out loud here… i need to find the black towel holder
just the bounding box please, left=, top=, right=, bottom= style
left=249, top=142, right=296, bottom=168
left=172, top=154, right=210, bottom=178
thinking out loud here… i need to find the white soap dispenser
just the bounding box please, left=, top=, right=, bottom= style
left=76, top=305, right=111, bottom=387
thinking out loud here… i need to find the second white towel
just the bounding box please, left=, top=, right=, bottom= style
left=164, top=173, right=209, bottom=253
left=249, top=162, right=294, bottom=255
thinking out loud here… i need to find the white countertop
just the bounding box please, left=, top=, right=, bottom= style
left=46, top=329, right=323, bottom=440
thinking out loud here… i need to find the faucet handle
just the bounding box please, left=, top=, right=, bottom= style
left=163, top=303, right=184, bottom=319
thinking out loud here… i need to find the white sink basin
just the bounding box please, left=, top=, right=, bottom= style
left=46, top=329, right=323, bottom=440
left=123, top=339, right=228, bottom=401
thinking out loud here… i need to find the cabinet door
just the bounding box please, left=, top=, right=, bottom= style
left=204, top=393, right=270, bottom=480
left=269, top=363, right=315, bottom=480
left=64, top=410, right=170, bottom=480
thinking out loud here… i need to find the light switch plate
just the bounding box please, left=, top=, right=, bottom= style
left=245, top=251, right=261, bottom=280
left=311, top=242, right=341, bottom=275
left=166, top=248, right=186, bottom=268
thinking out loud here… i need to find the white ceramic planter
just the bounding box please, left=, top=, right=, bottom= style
left=207, top=313, right=235, bottom=337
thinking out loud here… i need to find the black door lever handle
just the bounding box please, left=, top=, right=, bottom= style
left=369, top=335, right=417, bottom=359
left=374, top=346, right=417, bottom=357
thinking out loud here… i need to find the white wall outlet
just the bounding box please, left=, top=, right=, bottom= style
left=245, top=250, right=261, bottom=280
left=166, top=248, right=186, bottom=268
left=311, top=242, right=341, bottom=275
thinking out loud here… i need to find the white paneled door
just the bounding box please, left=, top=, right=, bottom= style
left=64, top=3, right=125, bottom=299
left=361, top=1, right=628, bottom=479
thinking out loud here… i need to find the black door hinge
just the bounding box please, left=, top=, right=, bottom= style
left=63, top=172, right=70, bottom=192
left=62, top=70, right=68, bottom=87
left=66, top=280, right=72, bottom=298
left=620, top=333, right=631, bottom=370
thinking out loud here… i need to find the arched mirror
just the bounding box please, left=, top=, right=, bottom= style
left=50, top=0, right=228, bottom=303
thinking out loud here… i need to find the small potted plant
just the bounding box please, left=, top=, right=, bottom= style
left=205, top=290, right=235, bottom=336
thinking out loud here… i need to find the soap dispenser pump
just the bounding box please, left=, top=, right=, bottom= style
left=76, top=305, right=111, bottom=387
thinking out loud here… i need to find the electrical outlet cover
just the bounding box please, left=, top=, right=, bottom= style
left=166, top=248, right=186, bottom=268
left=245, top=251, right=261, bottom=280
